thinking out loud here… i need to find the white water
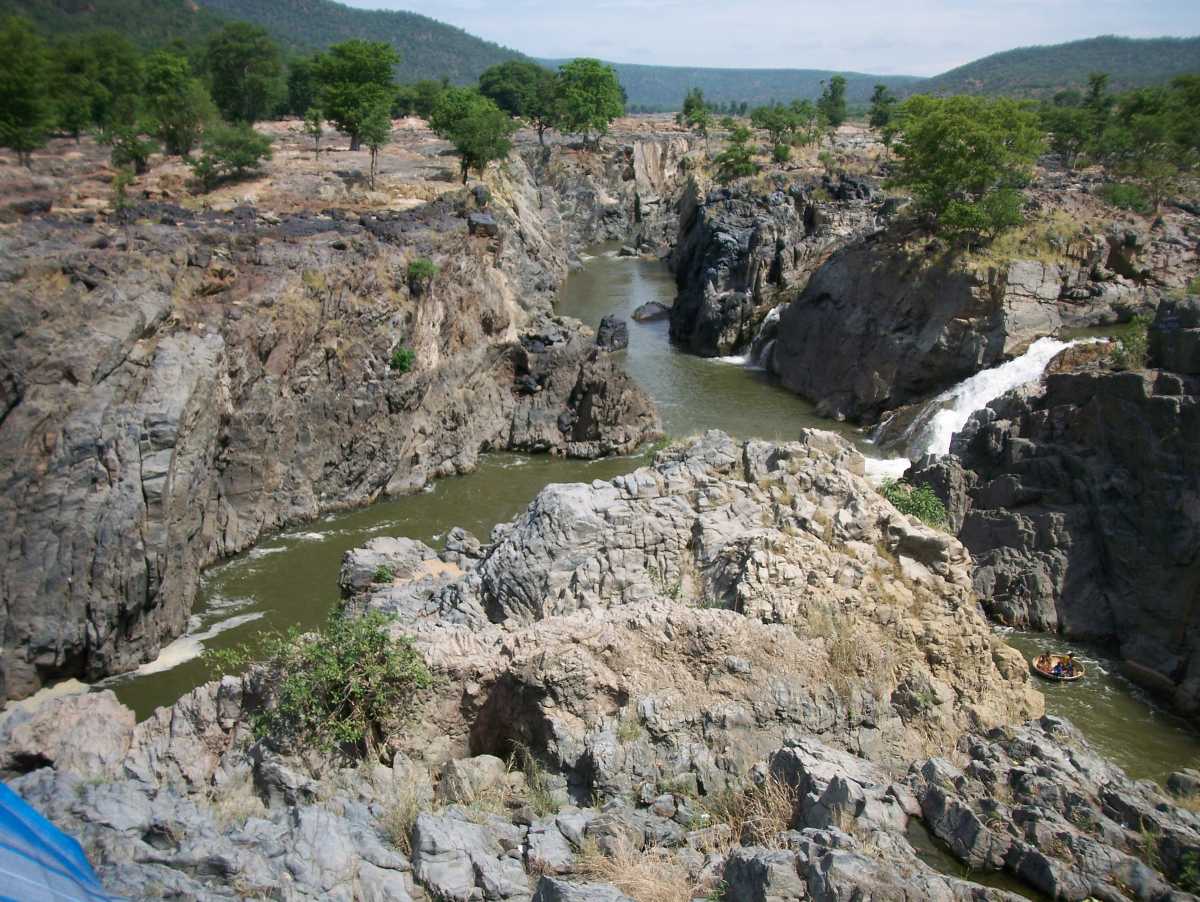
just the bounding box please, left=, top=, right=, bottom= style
left=864, top=336, right=1079, bottom=481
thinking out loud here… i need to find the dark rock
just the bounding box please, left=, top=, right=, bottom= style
left=9, top=198, right=52, bottom=216
left=945, top=367, right=1200, bottom=716
left=595, top=315, right=629, bottom=351
left=632, top=301, right=670, bottom=322
left=1150, top=296, right=1200, bottom=374
left=468, top=213, right=499, bottom=238
left=473, top=185, right=491, bottom=209
left=617, top=245, right=637, bottom=257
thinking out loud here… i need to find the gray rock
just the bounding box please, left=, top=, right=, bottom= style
left=631, top=301, right=670, bottom=321
left=468, top=212, right=500, bottom=237
left=595, top=315, right=629, bottom=351
left=532, top=876, right=636, bottom=902
left=0, top=690, right=134, bottom=779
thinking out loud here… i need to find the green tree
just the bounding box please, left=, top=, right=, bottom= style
left=108, top=125, right=157, bottom=175
left=0, top=16, right=53, bottom=167
left=713, top=125, right=758, bottom=183
left=411, top=78, right=448, bottom=118
left=555, top=58, right=624, bottom=146
left=1099, top=84, right=1195, bottom=213
left=428, top=86, right=516, bottom=183
left=142, top=50, right=215, bottom=156
left=789, top=98, right=819, bottom=146
left=303, top=107, right=323, bottom=159
left=286, top=57, right=318, bottom=117
left=890, top=95, right=1044, bottom=241
left=1083, top=71, right=1113, bottom=147
left=678, top=87, right=712, bottom=152
left=312, top=39, right=399, bottom=151
left=188, top=122, right=272, bottom=191
left=867, top=83, right=896, bottom=131
left=1041, top=102, right=1090, bottom=170
left=750, top=104, right=796, bottom=147
left=360, top=101, right=391, bottom=188
left=817, top=74, right=848, bottom=128
left=205, top=23, right=284, bottom=124
left=478, top=60, right=560, bottom=144
left=84, top=32, right=142, bottom=129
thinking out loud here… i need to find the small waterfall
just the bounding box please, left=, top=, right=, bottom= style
left=863, top=336, right=1077, bottom=482
left=748, top=304, right=785, bottom=370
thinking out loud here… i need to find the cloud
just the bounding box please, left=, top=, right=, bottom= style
left=337, top=0, right=1200, bottom=76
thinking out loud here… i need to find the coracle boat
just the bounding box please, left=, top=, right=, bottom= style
left=1031, top=653, right=1085, bottom=682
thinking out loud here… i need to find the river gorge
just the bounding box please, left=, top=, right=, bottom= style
left=3, top=119, right=1200, bottom=901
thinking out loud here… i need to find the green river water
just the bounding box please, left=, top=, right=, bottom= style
left=107, top=250, right=1200, bottom=786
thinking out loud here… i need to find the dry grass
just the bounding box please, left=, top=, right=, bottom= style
left=696, top=775, right=798, bottom=851
left=574, top=837, right=696, bottom=902
left=1172, top=791, right=1200, bottom=814
left=206, top=769, right=267, bottom=830
left=377, top=781, right=424, bottom=856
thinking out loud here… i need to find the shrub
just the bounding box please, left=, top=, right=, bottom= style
left=1098, top=182, right=1152, bottom=214
left=772, top=143, right=790, bottom=164
left=390, top=346, right=415, bottom=373
left=372, top=564, right=396, bottom=583
left=879, top=479, right=948, bottom=529
left=188, top=123, right=272, bottom=192
left=208, top=610, right=431, bottom=756
left=713, top=126, right=757, bottom=183
left=407, top=257, right=438, bottom=289
left=108, top=127, right=158, bottom=175
left=111, top=168, right=135, bottom=212
left=1110, top=314, right=1150, bottom=371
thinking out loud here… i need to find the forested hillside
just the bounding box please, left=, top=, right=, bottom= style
left=919, top=35, right=1200, bottom=97
left=541, top=59, right=923, bottom=110
left=0, top=0, right=530, bottom=83
left=0, top=0, right=225, bottom=47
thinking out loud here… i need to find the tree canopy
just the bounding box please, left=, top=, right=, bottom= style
left=428, top=86, right=516, bottom=183
left=555, top=58, right=624, bottom=144
left=312, top=39, right=399, bottom=151
left=204, top=22, right=284, bottom=123
left=0, top=16, right=53, bottom=166
left=479, top=60, right=560, bottom=144
left=890, top=94, right=1044, bottom=240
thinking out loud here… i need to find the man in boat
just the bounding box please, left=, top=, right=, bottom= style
left=1065, top=653, right=1076, bottom=676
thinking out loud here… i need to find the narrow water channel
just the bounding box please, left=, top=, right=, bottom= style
left=105, top=251, right=1200, bottom=787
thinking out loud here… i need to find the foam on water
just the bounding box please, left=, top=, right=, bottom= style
left=130, top=612, right=265, bottom=677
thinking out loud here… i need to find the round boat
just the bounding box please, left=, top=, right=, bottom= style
left=1032, top=653, right=1085, bottom=682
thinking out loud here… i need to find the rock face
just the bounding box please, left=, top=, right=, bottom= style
left=908, top=715, right=1200, bottom=900
left=911, top=329, right=1200, bottom=714
left=668, top=175, right=885, bottom=357
left=0, top=139, right=677, bottom=701
left=767, top=232, right=1136, bottom=422
left=8, top=431, right=1193, bottom=901
left=346, top=430, right=1041, bottom=787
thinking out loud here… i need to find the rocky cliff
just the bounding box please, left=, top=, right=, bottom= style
left=668, top=174, right=883, bottom=358
left=766, top=221, right=1160, bottom=422
left=6, top=432, right=1197, bottom=900
left=912, top=298, right=1200, bottom=716
left=0, top=129, right=692, bottom=701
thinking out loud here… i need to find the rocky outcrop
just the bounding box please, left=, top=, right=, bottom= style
left=766, top=228, right=1145, bottom=422
left=668, top=174, right=885, bottom=357
left=908, top=715, right=1200, bottom=900
left=0, top=140, right=671, bottom=701
left=339, top=430, right=1040, bottom=787
left=910, top=315, right=1200, bottom=715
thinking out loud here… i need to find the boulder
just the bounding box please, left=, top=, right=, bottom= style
left=631, top=301, right=670, bottom=321
left=0, top=690, right=134, bottom=779
left=595, top=315, right=629, bottom=351
left=468, top=212, right=500, bottom=238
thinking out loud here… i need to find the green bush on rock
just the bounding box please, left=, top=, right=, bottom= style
left=209, top=610, right=431, bottom=756
left=879, top=479, right=949, bottom=530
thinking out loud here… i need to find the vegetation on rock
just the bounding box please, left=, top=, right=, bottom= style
left=187, top=122, right=272, bottom=190
left=209, top=610, right=431, bottom=756
left=428, top=86, right=516, bottom=183
left=879, top=479, right=949, bottom=529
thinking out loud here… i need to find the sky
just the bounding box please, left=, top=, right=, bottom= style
left=336, top=0, right=1200, bottom=76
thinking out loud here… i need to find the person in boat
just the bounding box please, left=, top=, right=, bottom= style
left=1064, top=654, right=1076, bottom=676
left=1052, top=659, right=1064, bottom=676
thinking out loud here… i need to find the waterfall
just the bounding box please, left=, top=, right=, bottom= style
left=863, top=336, right=1078, bottom=482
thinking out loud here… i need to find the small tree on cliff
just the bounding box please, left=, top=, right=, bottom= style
left=817, top=74, right=848, bottom=129
left=890, top=94, right=1043, bottom=242
left=678, top=87, right=713, bottom=153
left=428, top=87, right=516, bottom=183
left=0, top=17, right=53, bottom=167
left=556, top=58, right=624, bottom=146
left=713, top=126, right=757, bottom=183
left=360, top=101, right=391, bottom=188
left=313, top=40, right=399, bottom=151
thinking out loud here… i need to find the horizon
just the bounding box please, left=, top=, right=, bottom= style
left=335, top=0, right=1200, bottom=77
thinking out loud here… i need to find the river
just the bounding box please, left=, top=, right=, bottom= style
left=107, top=250, right=1200, bottom=785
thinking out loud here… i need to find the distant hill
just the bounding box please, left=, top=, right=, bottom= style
left=918, top=35, right=1200, bottom=98
left=196, top=0, right=529, bottom=83
left=0, top=0, right=226, bottom=47
left=540, top=59, right=924, bottom=109
left=0, top=0, right=530, bottom=84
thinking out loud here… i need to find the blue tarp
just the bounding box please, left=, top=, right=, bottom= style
left=0, top=782, right=119, bottom=901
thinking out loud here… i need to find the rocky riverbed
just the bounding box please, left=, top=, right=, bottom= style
left=0, top=121, right=695, bottom=701
left=5, top=431, right=1200, bottom=901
